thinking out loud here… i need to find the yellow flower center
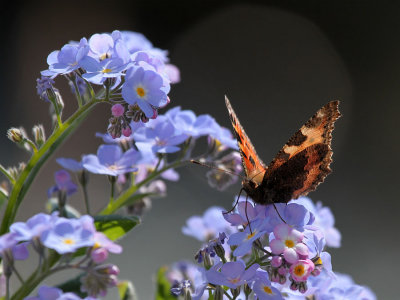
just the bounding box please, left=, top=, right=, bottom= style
left=294, top=264, right=305, bottom=276
left=263, top=286, right=273, bottom=294
left=63, top=238, right=75, bottom=245
left=285, top=239, right=295, bottom=248
left=107, top=164, right=120, bottom=171
left=246, top=232, right=256, bottom=240
left=102, top=68, right=112, bottom=73
left=156, top=139, right=167, bottom=146
left=136, top=86, right=146, bottom=98
left=229, top=278, right=240, bottom=284
left=93, top=242, right=101, bottom=249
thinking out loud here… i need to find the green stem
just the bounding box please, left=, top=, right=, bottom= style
left=0, top=164, right=15, bottom=185
left=71, top=77, right=83, bottom=107
left=11, top=266, right=24, bottom=284
left=109, top=176, right=116, bottom=203
left=11, top=251, right=59, bottom=300
left=99, top=159, right=188, bottom=215
left=0, top=98, right=102, bottom=235
left=23, top=138, right=38, bottom=154
left=82, top=182, right=90, bottom=215
left=6, top=276, right=9, bottom=300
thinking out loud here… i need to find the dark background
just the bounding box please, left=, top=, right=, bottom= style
left=1, top=1, right=399, bottom=299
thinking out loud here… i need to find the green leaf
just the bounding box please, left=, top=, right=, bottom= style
left=117, top=280, right=138, bottom=300
left=94, top=215, right=140, bottom=241
left=155, top=266, right=176, bottom=300
left=57, top=273, right=87, bottom=297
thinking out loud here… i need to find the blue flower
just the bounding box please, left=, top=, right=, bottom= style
left=47, top=170, right=78, bottom=198
left=134, top=120, right=188, bottom=154
left=120, top=31, right=154, bottom=54
left=295, top=197, right=341, bottom=248
left=121, top=65, right=170, bottom=118
left=252, top=270, right=284, bottom=300
left=43, top=38, right=89, bottom=76
left=80, top=57, right=128, bottom=85
left=82, top=144, right=139, bottom=176
left=223, top=197, right=265, bottom=227
left=263, top=202, right=313, bottom=232
left=227, top=219, right=267, bottom=256
left=10, top=213, right=55, bottom=241
left=166, top=262, right=208, bottom=300
left=182, top=206, right=234, bottom=242
left=0, top=233, right=29, bottom=262
left=206, top=260, right=259, bottom=289
left=305, top=272, right=376, bottom=300
left=24, top=285, right=97, bottom=300
left=56, top=158, right=84, bottom=172
left=87, top=33, right=114, bottom=61
left=208, top=123, right=238, bottom=150
left=36, top=76, right=55, bottom=102
left=40, top=216, right=95, bottom=254
left=24, top=285, right=63, bottom=300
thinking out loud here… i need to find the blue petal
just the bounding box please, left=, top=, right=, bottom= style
left=97, top=145, right=122, bottom=166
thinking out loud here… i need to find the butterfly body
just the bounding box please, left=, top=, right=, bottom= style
left=225, top=96, right=340, bottom=205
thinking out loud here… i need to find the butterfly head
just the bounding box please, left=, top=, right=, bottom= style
left=241, top=177, right=265, bottom=204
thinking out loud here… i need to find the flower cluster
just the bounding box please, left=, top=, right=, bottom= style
left=56, top=105, right=240, bottom=217
left=2, top=213, right=122, bottom=298
left=39, top=30, right=180, bottom=137
left=167, top=197, right=376, bottom=300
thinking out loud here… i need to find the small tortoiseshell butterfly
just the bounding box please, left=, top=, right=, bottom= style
left=225, top=96, right=341, bottom=205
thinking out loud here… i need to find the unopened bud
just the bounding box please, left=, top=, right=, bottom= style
left=32, top=124, right=46, bottom=147
left=7, top=128, right=24, bottom=143
left=244, top=283, right=252, bottom=296
left=298, top=281, right=308, bottom=294
left=231, top=287, right=240, bottom=298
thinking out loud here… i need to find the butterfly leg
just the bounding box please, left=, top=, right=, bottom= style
left=272, top=202, right=287, bottom=224
left=223, top=188, right=244, bottom=215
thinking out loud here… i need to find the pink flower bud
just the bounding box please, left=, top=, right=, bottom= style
left=91, top=248, right=108, bottom=263
left=111, top=104, right=125, bottom=117
left=107, top=264, right=120, bottom=275
left=122, top=126, right=132, bottom=137
left=271, top=256, right=282, bottom=268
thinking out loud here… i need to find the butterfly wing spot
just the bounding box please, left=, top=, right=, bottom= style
left=249, top=156, right=255, bottom=166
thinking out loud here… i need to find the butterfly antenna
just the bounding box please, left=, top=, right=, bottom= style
left=190, top=160, right=246, bottom=180
left=244, top=194, right=253, bottom=234
left=223, top=188, right=244, bottom=215
left=272, top=203, right=287, bottom=224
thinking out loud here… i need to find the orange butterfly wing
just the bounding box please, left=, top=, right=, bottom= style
left=225, top=96, right=266, bottom=185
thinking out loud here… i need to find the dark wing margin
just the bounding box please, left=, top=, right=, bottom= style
left=225, top=96, right=266, bottom=185
left=262, top=100, right=341, bottom=203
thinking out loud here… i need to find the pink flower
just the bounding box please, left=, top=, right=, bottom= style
left=269, top=224, right=308, bottom=264
left=289, top=259, right=315, bottom=282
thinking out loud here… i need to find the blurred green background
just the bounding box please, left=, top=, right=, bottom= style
left=1, top=1, right=399, bottom=298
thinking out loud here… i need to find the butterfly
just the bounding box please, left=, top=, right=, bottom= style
left=225, top=96, right=341, bottom=205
